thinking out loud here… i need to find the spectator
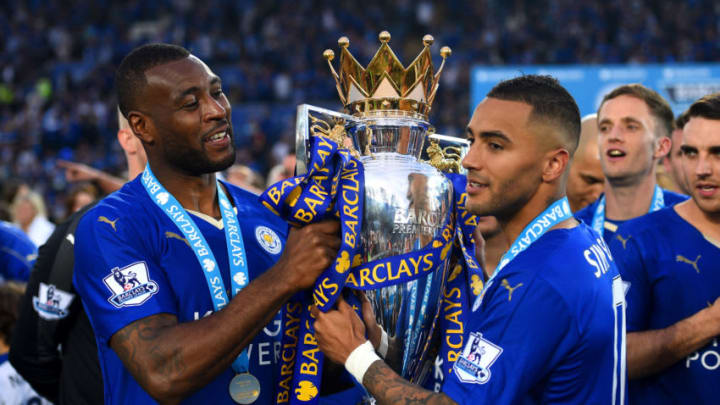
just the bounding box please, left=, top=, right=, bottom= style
left=0, top=221, right=37, bottom=282
left=10, top=189, right=55, bottom=247
left=64, top=183, right=99, bottom=218
left=225, top=164, right=264, bottom=195
left=0, top=282, right=52, bottom=405
left=3, top=1, right=719, bottom=218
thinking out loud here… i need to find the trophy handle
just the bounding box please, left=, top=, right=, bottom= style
left=422, top=133, right=471, bottom=174
left=295, top=104, right=359, bottom=176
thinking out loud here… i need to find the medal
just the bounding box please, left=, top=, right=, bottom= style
left=142, top=166, right=257, bottom=398
left=229, top=373, right=261, bottom=404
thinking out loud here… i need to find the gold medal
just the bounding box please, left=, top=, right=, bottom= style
left=229, top=373, right=261, bottom=404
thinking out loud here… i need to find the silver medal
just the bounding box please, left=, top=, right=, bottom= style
left=229, top=373, right=261, bottom=404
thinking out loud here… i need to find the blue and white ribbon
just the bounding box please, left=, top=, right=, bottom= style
left=141, top=166, right=251, bottom=373
left=473, top=197, right=573, bottom=312
left=591, top=185, right=664, bottom=235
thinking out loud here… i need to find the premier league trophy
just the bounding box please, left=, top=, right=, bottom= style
left=293, top=31, right=468, bottom=394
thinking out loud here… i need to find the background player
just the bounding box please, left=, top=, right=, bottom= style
left=567, top=114, right=604, bottom=212
left=661, top=111, right=692, bottom=195
left=575, top=84, right=687, bottom=242
left=609, top=93, right=720, bottom=404
left=312, top=75, right=626, bottom=404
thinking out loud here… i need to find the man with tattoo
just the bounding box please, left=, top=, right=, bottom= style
left=72, top=44, right=341, bottom=404
left=313, top=75, right=627, bottom=404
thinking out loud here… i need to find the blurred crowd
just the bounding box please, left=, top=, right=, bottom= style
left=2, top=0, right=720, bottom=224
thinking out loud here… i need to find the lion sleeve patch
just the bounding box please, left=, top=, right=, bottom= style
left=453, top=332, right=503, bottom=384
left=32, top=283, right=75, bottom=320
left=103, top=261, right=159, bottom=308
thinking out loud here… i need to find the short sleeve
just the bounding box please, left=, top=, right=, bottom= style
left=72, top=208, right=177, bottom=344
left=608, top=229, right=650, bottom=332
left=442, top=275, right=576, bottom=405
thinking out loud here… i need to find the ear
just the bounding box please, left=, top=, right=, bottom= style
left=116, top=128, right=136, bottom=154
left=542, top=148, right=570, bottom=183
left=653, top=136, right=672, bottom=160
left=127, top=111, right=155, bottom=145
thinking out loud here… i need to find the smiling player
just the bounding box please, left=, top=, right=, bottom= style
left=575, top=84, right=687, bottom=242
left=72, top=43, right=342, bottom=404
left=609, top=93, right=720, bottom=404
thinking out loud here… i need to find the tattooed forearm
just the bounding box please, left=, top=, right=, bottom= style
left=110, top=314, right=182, bottom=396
left=363, top=360, right=457, bottom=405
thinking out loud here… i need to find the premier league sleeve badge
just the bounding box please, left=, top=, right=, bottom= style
left=103, top=261, right=159, bottom=308
left=453, top=331, right=503, bottom=384
left=32, top=282, right=74, bottom=320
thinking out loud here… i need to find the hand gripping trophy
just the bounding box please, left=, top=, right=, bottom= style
left=261, top=31, right=480, bottom=404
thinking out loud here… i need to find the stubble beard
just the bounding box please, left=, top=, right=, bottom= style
left=164, top=136, right=236, bottom=176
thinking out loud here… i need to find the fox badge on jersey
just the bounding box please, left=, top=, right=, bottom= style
left=103, top=261, right=159, bottom=308
left=453, top=332, right=503, bottom=384
left=255, top=226, right=282, bottom=255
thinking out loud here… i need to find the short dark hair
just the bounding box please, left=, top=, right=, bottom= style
left=599, top=84, right=673, bottom=139
left=116, top=43, right=190, bottom=118
left=675, top=110, right=690, bottom=130
left=487, top=75, right=581, bottom=153
left=686, top=93, right=720, bottom=121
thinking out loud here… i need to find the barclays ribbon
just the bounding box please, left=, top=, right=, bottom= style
left=472, top=197, right=573, bottom=312
left=261, top=135, right=456, bottom=404
left=431, top=173, right=484, bottom=390
left=591, top=185, right=664, bottom=235
left=141, top=167, right=251, bottom=376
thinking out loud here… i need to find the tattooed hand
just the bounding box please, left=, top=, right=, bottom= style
left=312, top=295, right=367, bottom=364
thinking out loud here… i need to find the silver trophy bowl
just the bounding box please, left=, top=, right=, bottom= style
left=296, top=105, right=461, bottom=391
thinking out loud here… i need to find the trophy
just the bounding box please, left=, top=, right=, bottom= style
left=295, top=31, right=468, bottom=392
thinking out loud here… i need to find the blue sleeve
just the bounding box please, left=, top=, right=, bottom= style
left=442, top=275, right=577, bottom=405
left=608, top=229, right=650, bottom=332
left=72, top=208, right=177, bottom=345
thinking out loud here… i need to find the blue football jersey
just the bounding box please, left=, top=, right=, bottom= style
left=73, top=177, right=288, bottom=405
left=609, top=207, right=720, bottom=404
left=442, top=224, right=626, bottom=405
left=575, top=189, right=687, bottom=243
left=0, top=220, right=37, bottom=282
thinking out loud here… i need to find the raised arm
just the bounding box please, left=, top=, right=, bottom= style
left=108, top=221, right=341, bottom=403
left=627, top=296, right=720, bottom=379
left=57, top=160, right=125, bottom=194
left=313, top=296, right=457, bottom=405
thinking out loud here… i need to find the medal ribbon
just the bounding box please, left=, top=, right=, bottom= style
left=261, top=135, right=456, bottom=404
left=141, top=166, right=251, bottom=374
left=591, top=184, right=664, bottom=235
left=472, top=197, right=573, bottom=312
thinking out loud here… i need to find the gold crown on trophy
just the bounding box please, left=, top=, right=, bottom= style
left=323, top=31, right=451, bottom=119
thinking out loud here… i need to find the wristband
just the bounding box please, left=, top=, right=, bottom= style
left=378, top=327, right=389, bottom=358
left=345, top=340, right=381, bottom=384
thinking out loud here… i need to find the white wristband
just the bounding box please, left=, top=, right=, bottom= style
left=378, top=328, right=389, bottom=358
left=345, top=340, right=381, bottom=384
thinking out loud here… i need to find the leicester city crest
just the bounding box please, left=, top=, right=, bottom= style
left=453, top=331, right=502, bottom=384
left=32, top=283, right=74, bottom=320
left=103, top=261, right=159, bottom=308
left=255, top=226, right=282, bottom=255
